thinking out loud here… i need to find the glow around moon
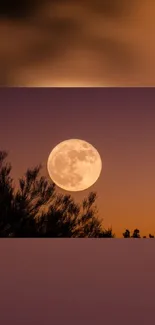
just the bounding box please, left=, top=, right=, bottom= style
left=47, top=139, right=102, bottom=192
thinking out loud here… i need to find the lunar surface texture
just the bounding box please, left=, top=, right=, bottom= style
left=47, top=139, right=102, bottom=191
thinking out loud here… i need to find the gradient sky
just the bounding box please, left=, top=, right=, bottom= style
left=0, top=87, right=155, bottom=237
left=0, top=240, right=155, bottom=325
left=0, top=0, right=154, bottom=86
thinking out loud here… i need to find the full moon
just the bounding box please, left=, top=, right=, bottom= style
left=47, top=139, right=102, bottom=192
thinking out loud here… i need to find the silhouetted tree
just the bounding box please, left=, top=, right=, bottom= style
left=131, top=228, right=141, bottom=238
left=149, top=234, right=154, bottom=238
left=122, top=229, right=130, bottom=238
left=99, top=227, right=115, bottom=238
left=0, top=151, right=114, bottom=238
left=0, top=151, right=15, bottom=236
left=37, top=191, right=115, bottom=238
left=12, top=165, right=56, bottom=237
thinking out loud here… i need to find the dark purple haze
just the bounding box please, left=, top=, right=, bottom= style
left=0, top=240, right=155, bottom=325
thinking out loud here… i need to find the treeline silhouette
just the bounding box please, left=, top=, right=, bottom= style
left=0, top=151, right=114, bottom=237
left=0, top=151, right=154, bottom=238
left=123, top=229, right=154, bottom=238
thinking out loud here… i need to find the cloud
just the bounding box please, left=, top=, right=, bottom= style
left=0, top=0, right=154, bottom=86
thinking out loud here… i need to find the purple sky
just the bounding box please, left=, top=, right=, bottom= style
left=0, top=87, right=155, bottom=236
left=0, top=240, right=155, bottom=325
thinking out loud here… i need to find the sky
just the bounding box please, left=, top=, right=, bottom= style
left=0, top=0, right=154, bottom=86
left=0, top=87, right=155, bottom=237
left=0, top=240, right=155, bottom=325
